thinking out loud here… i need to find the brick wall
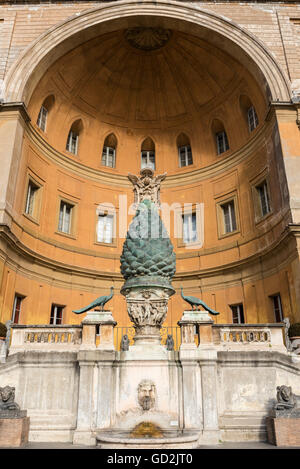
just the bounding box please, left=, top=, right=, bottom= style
left=0, top=1, right=300, bottom=88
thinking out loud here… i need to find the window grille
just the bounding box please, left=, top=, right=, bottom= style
left=50, top=304, right=64, bottom=325
left=66, top=130, right=79, bottom=155
left=58, top=201, right=73, bottom=234
left=256, top=181, right=270, bottom=217
left=97, top=214, right=114, bottom=244
left=216, top=131, right=229, bottom=155
left=37, top=105, right=48, bottom=132
left=247, top=106, right=259, bottom=132
left=141, top=151, right=155, bottom=170
left=270, top=294, right=283, bottom=323
left=178, top=145, right=193, bottom=167
left=102, top=146, right=116, bottom=168
left=230, top=304, right=245, bottom=324
left=25, top=181, right=38, bottom=216
left=12, top=295, right=23, bottom=324
left=182, top=213, right=197, bottom=243
left=221, top=201, right=237, bottom=233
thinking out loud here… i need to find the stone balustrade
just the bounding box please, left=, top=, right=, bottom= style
left=7, top=321, right=287, bottom=355
left=9, top=325, right=82, bottom=353
left=212, top=324, right=286, bottom=351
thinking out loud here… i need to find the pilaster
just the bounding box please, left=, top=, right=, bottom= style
left=0, top=103, right=30, bottom=227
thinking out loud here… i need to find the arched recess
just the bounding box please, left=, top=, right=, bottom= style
left=1, top=0, right=290, bottom=105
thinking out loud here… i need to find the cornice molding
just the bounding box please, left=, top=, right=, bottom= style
left=1, top=1, right=299, bottom=4
left=11, top=204, right=291, bottom=261
left=0, top=220, right=299, bottom=290
left=0, top=102, right=31, bottom=123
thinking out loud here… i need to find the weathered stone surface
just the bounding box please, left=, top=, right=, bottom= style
left=266, top=417, right=300, bottom=446
left=0, top=417, right=30, bottom=447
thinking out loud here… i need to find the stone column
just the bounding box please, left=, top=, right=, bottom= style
left=96, top=356, right=115, bottom=429
left=73, top=358, right=97, bottom=446
left=198, top=349, right=220, bottom=444
left=179, top=356, right=202, bottom=430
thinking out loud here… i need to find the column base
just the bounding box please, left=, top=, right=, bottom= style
left=73, top=430, right=96, bottom=446
left=198, top=430, right=220, bottom=445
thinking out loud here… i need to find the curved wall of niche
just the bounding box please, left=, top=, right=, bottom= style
left=0, top=14, right=297, bottom=327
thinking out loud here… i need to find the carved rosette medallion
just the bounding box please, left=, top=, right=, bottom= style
left=125, top=28, right=172, bottom=51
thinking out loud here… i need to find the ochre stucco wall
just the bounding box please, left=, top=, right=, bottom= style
left=1, top=2, right=300, bottom=327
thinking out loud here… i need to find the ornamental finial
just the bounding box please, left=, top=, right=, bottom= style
left=127, top=168, right=167, bottom=208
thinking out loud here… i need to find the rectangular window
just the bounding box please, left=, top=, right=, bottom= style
left=216, top=131, right=229, bottom=155
left=66, top=131, right=79, bottom=155
left=248, top=106, right=259, bottom=132
left=182, top=213, right=197, bottom=244
left=58, top=201, right=73, bottom=234
left=221, top=200, right=237, bottom=233
left=270, top=294, right=283, bottom=323
left=25, top=180, right=39, bottom=217
left=230, top=304, right=245, bottom=324
left=256, top=181, right=270, bottom=217
left=102, top=146, right=116, bottom=168
left=97, top=214, right=114, bottom=244
left=37, top=105, right=48, bottom=132
left=12, top=295, right=23, bottom=324
left=179, top=145, right=193, bottom=167
left=141, top=151, right=155, bottom=170
left=50, top=304, right=64, bottom=325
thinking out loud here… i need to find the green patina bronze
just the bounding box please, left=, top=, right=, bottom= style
left=120, top=199, right=176, bottom=292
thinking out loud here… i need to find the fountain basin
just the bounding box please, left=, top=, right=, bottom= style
left=96, top=430, right=200, bottom=449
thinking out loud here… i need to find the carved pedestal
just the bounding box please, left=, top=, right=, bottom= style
left=124, top=287, right=172, bottom=346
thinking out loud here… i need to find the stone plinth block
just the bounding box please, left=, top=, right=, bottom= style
left=180, top=310, right=212, bottom=323
left=0, top=416, right=30, bottom=447
left=266, top=417, right=300, bottom=446
left=81, top=310, right=116, bottom=350
left=178, top=310, right=214, bottom=349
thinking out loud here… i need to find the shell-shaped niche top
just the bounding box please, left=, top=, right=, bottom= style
left=125, top=27, right=172, bottom=51
left=120, top=199, right=176, bottom=282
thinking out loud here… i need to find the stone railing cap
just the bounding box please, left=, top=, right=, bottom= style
left=10, top=324, right=82, bottom=328
left=213, top=323, right=284, bottom=328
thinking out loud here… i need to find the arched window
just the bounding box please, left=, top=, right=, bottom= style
left=66, top=119, right=83, bottom=155
left=36, top=95, right=54, bottom=132
left=240, top=95, right=259, bottom=133
left=212, top=119, right=229, bottom=155
left=177, top=133, right=193, bottom=167
left=141, top=137, right=155, bottom=170
left=102, top=133, right=117, bottom=168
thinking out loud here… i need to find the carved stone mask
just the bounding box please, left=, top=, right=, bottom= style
left=138, top=380, right=156, bottom=411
